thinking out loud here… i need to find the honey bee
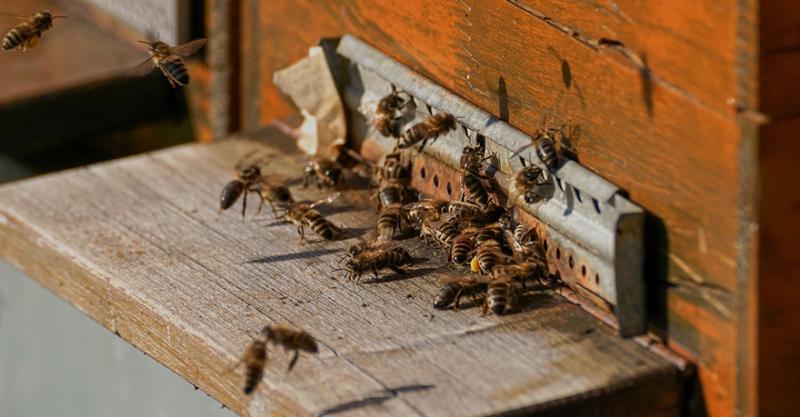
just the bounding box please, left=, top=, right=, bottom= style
left=535, top=135, right=560, bottom=171
left=420, top=218, right=460, bottom=249
left=492, top=261, right=547, bottom=288
left=1, top=10, right=67, bottom=53
left=130, top=39, right=207, bottom=87
left=261, top=324, right=318, bottom=372
left=377, top=203, right=413, bottom=241
left=483, top=276, right=518, bottom=315
left=504, top=224, right=545, bottom=262
left=303, top=157, right=344, bottom=189
left=472, top=239, right=510, bottom=274
left=256, top=183, right=294, bottom=216
left=404, top=198, right=449, bottom=227
left=338, top=243, right=412, bottom=283
left=374, top=151, right=412, bottom=185
left=237, top=339, right=268, bottom=395
left=433, top=276, right=487, bottom=310
left=283, top=193, right=342, bottom=243
left=449, top=232, right=475, bottom=264
left=459, top=145, right=494, bottom=208
left=373, top=85, right=412, bottom=138
left=220, top=163, right=264, bottom=219
left=373, top=182, right=416, bottom=210
left=399, top=113, right=456, bottom=151
left=508, top=157, right=549, bottom=207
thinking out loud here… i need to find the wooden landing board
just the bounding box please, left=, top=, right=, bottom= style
left=0, top=138, right=678, bottom=417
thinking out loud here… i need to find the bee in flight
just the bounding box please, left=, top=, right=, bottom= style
left=373, top=84, right=413, bottom=138
left=235, top=338, right=268, bottom=395
left=130, top=38, right=207, bottom=87
left=1, top=10, right=67, bottom=53
left=261, top=324, right=318, bottom=372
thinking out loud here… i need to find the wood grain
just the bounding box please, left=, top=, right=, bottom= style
left=240, top=2, right=743, bottom=415
left=0, top=138, right=678, bottom=417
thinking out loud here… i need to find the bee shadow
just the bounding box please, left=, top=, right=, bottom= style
left=361, top=266, right=440, bottom=284
left=316, top=384, right=435, bottom=417
left=514, top=290, right=561, bottom=313
left=246, top=248, right=341, bottom=264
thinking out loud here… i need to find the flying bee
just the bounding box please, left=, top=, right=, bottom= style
left=283, top=193, right=342, bottom=243
left=256, top=182, right=294, bottom=216
left=130, top=38, right=207, bottom=87
left=373, top=85, right=412, bottom=138
left=2, top=10, right=68, bottom=53
left=434, top=276, right=488, bottom=310
left=483, top=276, right=518, bottom=315
left=237, top=338, right=268, bottom=395
left=303, top=157, right=344, bottom=189
left=261, top=324, right=318, bottom=372
left=459, top=145, right=495, bottom=208
left=337, top=243, right=412, bottom=283
left=220, top=163, right=265, bottom=219
left=377, top=203, right=414, bottom=241
left=399, top=113, right=456, bottom=151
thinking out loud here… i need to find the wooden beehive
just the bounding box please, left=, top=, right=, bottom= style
left=0, top=1, right=798, bottom=417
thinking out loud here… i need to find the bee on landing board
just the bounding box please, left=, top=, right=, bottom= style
left=399, top=113, right=456, bottom=151
left=282, top=193, right=342, bottom=243
left=256, top=183, right=294, bottom=216
left=459, top=145, right=495, bottom=208
left=434, top=276, right=488, bottom=310
left=1, top=10, right=67, bottom=53
left=220, top=163, right=265, bottom=220
left=261, top=324, right=318, bottom=372
left=303, top=157, right=344, bottom=189
left=484, top=276, right=518, bottom=315
left=130, top=38, right=207, bottom=87
left=376, top=203, right=414, bottom=241
left=337, top=242, right=412, bottom=283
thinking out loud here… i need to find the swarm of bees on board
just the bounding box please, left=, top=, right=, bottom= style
left=1, top=9, right=206, bottom=88
left=222, top=85, right=568, bottom=395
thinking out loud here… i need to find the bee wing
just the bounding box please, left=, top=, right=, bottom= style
left=172, top=38, right=207, bottom=57
left=127, top=57, right=156, bottom=77
left=504, top=229, right=524, bottom=253
left=309, top=192, right=340, bottom=209
left=437, top=275, right=479, bottom=285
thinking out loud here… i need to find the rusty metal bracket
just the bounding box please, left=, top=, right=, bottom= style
left=336, top=34, right=646, bottom=337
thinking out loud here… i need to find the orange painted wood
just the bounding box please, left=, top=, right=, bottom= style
left=506, top=0, right=737, bottom=114
left=241, top=1, right=745, bottom=415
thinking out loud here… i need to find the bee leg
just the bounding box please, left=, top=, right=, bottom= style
left=387, top=265, right=407, bottom=275
left=287, top=350, right=300, bottom=372
left=241, top=190, right=249, bottom=220
left=297, top=226, right=306, bottom=243
left=481, top=299, right=489, bottom=316
left=453, top=288, right=465, bottom=310
left=302, top=173, right=310, bottom=189
left=256, top=195, right=265, bottom=216
left=417, top=138, right=429, bottom=153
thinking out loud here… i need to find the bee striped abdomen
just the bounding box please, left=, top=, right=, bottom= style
left=535, top=138, right=559, bottom=170
left=399, top=124, right=427, bottom=148
left=487, top=280, right=513, bottom=315
left=462, top=172, right=490, bottom=207
left=450, top=235, right=474, bottom=264
left=220, top=180, right=245, bottom=210
left=3, top=25, right=32, bottom=50
left=163, top=55, right=189, bottom=85
left=243, top=340, right=267, bottom=395
left=304, top=210, right=339, bottom=240
left=436, top=222, right=459, bottom=248
left=477, top=240, right=503, bottom=274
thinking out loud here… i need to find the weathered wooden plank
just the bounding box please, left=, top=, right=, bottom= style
left=240, top=2, right=741, bottom=414
left=0, top=138, right=678, bottom=416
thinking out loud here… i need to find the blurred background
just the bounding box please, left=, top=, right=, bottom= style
left=0, top=1, right=233, bottom=415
